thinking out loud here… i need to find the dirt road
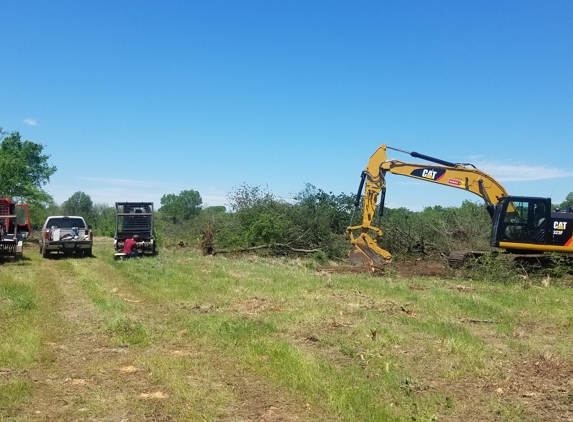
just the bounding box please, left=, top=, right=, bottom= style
left=3, top=243, right=325, bottom=421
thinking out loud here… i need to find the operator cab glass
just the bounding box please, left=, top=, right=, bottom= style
left=491, top=197, right=550, bottom=247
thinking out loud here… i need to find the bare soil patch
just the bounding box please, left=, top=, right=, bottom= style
left=318, top=258, right=450, bottom=278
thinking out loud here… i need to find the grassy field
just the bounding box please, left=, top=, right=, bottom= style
left=1, top=238, right=573, bottom=421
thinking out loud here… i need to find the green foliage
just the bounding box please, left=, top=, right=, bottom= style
left=223, top=184, right=292, bottom=248
left=91, top=203, right=116, bottom=236
left=203, top=212, right=244, bottom=249
left=292, top=183, right=354, bottom=236
left=313, top=250, right=329, bottom=265
left=204, top=205, right=226, bottom=214
left=155, top=206, right=225, bottom=248
left=227, top=183, right=275, bottom=212
left=378, top=201, right=492, bottom=258
left=559, top=192, right=573, bottom=210
left=28, top=201, right=60, bottom=228
left=212, top=183, right=356, bottom=258
left=0, top=129, right=56, bottom=203
left=461, top=254, right=524, bottom=283
left=545, top=253, right=573, bottom=278
left=159, top=189, right=202, bottom=223
left=106, top=316, right=149, bottom=346
left=61, top=191, right=94, bottom=219
left=290, top=184, right=355, bottom=257
left=156, top=183, right=496, bottom=263
left=156, top=182, right=573, bottom=276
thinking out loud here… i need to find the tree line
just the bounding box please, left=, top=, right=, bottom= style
left=3, top=128, right=573, bottom=261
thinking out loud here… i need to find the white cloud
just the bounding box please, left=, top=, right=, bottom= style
left=474, top=161, right=573, bottom=182
left=81, top=177, right=181, bottom=190
left=23, top=118, right=37, bottom=126
left=72, top=177, right=228, bottom=208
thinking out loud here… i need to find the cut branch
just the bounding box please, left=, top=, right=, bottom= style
left=214, top=243, right=321, bottom=254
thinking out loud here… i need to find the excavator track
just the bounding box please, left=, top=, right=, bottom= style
left=447, top=250, right=490, bottom=268
left=448, top=250, right=573, bottom=271
left=447, top=251, right=468, bottom=268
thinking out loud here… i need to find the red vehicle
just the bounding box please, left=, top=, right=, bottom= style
left=0, top=198, right=31, bottom=260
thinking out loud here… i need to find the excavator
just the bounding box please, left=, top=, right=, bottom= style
left=347, top=144, right=573, bottom=269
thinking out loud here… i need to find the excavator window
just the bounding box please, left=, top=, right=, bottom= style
left=502, top=201, right=530, bottom=242
left=498, top=199, right=549, bottom=245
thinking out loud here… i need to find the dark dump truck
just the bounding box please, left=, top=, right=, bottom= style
left=114, top=202, right=155, bottom=257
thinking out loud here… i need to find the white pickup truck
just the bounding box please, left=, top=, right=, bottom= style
left=39, top=216, right=93, bottom=258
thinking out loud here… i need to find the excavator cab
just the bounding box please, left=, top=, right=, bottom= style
left=491, top=196, right=564, bottom=250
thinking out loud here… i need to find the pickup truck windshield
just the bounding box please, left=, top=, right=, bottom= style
left=46, top=218, right=86, bottom=229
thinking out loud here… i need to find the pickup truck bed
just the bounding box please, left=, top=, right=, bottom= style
left=40, top=216, right=93, bottom=257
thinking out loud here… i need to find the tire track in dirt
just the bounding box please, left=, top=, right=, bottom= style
left=85, top=256, right=334, bottom=421
left=14, top=255, right=167, bottom=421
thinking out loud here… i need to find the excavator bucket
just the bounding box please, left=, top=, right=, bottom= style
left=349, top=239, right=388, bottom=268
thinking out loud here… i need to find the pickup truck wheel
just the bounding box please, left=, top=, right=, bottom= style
left=41, top=245, right=49, bottom=258
left=85, top=248, right=93, bottom=257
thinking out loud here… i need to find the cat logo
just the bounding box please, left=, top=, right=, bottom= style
left=411, top=168, right=446, bottom=181
left=422, top=169, right=437, bottom=179
left=554, top=221, right=568, bottom=230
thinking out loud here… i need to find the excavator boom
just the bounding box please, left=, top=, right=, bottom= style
left=347, top=144, right=509, bottom=268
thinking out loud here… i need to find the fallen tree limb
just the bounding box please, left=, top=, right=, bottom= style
left=460, top=318, right=496, bottom=323
left=214, top=243, right=322, bottom=254
left=123, top=298, right=143, bottom=303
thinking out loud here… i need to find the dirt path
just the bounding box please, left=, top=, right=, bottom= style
left=12, top=252, right=329, bottom=421
left=16, top=257, right=153, bottom=421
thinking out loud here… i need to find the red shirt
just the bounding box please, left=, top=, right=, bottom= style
left=123, top=238, right=137, bottom=254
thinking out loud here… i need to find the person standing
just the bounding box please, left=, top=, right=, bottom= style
left=123, top=234, right=139, bottom=257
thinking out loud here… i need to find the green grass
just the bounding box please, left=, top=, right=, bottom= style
left=1, top=240, right=573, bottom=420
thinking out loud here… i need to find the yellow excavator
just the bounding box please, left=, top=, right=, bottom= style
left=347, top=144, right=573, bottom=268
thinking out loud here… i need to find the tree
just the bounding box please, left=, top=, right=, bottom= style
left=293, top=183, right=355, bottom=235
left=0, top=129, right=57, bottom=202
left=559, top=192, right=573, bottom=210
left=91, top=203, right=116, bottom=236
left=159, top=189, right=202, bottom=223
left=202, top=206, right=226, bottom=214
left=61, top=191, right=94, bottom=218
left=28, top=201, right=61, bottom=229
left=227, top=184, right=275, bottom=212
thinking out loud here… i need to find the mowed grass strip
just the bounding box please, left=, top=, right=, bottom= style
left=0, top=256, right=43, bottom=415
left=56, top=243, right=267, bottom=421
left=108, top=248, right=573, bottom=420
left=3, top=241, right=573, bottom=421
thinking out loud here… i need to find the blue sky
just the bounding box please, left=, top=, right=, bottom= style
left=1, top=1, right=572, bottom=211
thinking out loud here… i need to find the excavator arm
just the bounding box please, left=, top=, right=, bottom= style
left=347, top=144, right=509, bottom=268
